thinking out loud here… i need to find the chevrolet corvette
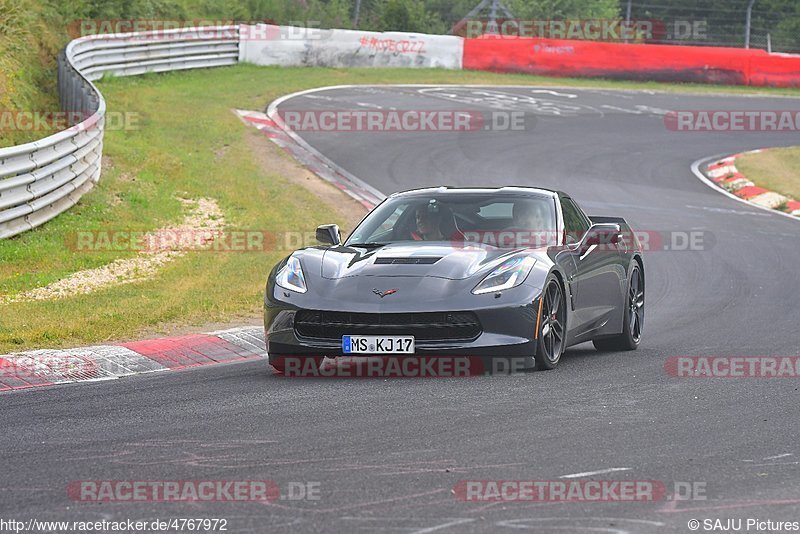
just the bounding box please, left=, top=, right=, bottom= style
left=264, top=186, right=644, bottom=373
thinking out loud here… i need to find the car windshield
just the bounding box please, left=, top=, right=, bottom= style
left=346, top=193, right=558, bottom=249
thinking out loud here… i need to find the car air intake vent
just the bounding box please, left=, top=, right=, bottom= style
left=373, top=257, right=442, bottom=265
left=295, top=310, right=482, bottom=341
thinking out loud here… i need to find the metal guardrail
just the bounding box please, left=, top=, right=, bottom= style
left=0, top=26, right=239, bottom=239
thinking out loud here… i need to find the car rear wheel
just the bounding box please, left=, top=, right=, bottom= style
left=534, top=276, right=566, bottom=370
left=269, top=355, right=324, bottom=375
left=593, top=263, right=644, bottom=352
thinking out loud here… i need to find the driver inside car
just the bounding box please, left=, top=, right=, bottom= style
left=411, top=204, right=444, bottom=241
left=510, top=201, right=552, bottom=248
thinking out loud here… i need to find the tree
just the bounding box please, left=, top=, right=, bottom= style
left=374, top=0, right=446, bottom=33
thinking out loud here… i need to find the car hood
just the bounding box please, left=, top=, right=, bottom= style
left=320, top=243, right=529, bottom=280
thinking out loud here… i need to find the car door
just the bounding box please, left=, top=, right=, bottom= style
left=560, top=196, right=623, bottom=336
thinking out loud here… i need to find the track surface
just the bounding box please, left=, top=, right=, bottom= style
left=2, top=86, right=800, bottom=533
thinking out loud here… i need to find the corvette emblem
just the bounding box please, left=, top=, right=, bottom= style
left=372, top=288, right=399, bottom=298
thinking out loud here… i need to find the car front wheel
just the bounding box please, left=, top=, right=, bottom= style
left=534, top=275, right=567, bottom=370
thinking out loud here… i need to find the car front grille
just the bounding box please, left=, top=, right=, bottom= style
left=294, top=310, right=482, bottom=342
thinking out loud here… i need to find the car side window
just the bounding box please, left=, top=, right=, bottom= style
left=560, top=198, right=590, bottom=245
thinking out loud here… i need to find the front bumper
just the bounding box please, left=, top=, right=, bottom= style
left=264, top=299, right=541, bottom=359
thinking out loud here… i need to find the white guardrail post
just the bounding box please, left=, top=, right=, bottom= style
left=0, top=25, right=239, bottom=239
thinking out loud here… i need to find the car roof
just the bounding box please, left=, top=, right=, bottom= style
left=389, top=186, right=560, bottom=198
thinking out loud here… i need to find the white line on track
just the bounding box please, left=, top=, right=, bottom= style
left=601, top=104, right=643, bottom=114
left=496, top=517, right=665, bottom=532
left=340, top=517, right=475, bottom=534
left=559, top=467, right=632, bottom=478
left=409, top=519, right=476, bottom=533
left=529, top=89, right=578, bottom=98
left=763, top=453, right=793, bottom=460
left=685, top=204, right=773, bottom=217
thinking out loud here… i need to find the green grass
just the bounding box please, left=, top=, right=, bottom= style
left=735, top=146, right=800, bottom=203
left=0, top=0, right=64, bottom=146
left=2, top=63, right=800, bottom=352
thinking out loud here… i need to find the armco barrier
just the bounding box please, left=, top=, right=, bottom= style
left=463, top=36, right=800, bottom=88
left=239, top=24, right=463, bottom=69
left=0, top=26, right=238, bottom=239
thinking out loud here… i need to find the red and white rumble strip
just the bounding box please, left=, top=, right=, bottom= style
left=0, top=326, right=265, bottom=392
left=703, top=149, right=800, bottom=217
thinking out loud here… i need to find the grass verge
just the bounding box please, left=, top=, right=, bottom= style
left=2, top=64, right=800, bottom=352
left=735, top=146, right=800, bottom=203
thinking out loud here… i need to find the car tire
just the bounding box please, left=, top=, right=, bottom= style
left=592, top=263, right=644, bottom=352
left=269, top=355, right=324, bottom=375
left=534, top=275, right=567, bottom=370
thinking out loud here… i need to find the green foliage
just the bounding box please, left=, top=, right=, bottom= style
left=764, top=0, right=800, bottom=52
left=53, top=0, right=189, bottom=20
left=372, top=0, right=446, bottom=33
left=621, top=0, right=800, bottom=52
left=0, top=0, right=65, bottom=145
left=508, top=0, right=619, bottom=20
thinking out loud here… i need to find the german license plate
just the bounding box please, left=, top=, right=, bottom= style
left=342, top=335, right=415, bottom=354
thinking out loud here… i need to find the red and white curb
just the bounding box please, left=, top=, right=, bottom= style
left=0, top=326, right=266, bottom=393
left=234, top=108, right=384, bottom=210
left=702, top=149, right=800, bottom=217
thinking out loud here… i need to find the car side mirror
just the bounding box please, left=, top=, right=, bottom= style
left=316, top=224, right=341, bottom=246
left=583, top=223, right=621, bottom=248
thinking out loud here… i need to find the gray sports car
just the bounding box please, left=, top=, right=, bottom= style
left=264, top=187, right=644, bottom=374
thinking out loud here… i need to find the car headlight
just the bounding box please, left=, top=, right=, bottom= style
left=472, top=256, right=535, bottom=295
left=276, top=256, right=307, bottom=293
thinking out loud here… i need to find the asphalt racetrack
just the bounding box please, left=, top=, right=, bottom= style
left=2, top=86, right=800, bottom=533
